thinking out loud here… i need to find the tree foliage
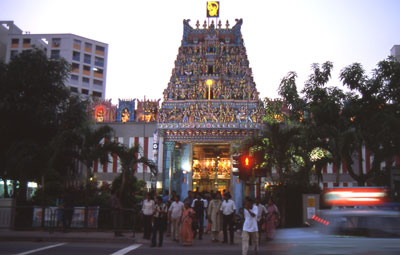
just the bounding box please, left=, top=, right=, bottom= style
left=0, top=49, right=72, bottom=200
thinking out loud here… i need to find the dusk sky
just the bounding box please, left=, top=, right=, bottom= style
left=1, top=0, right=400, bottom=103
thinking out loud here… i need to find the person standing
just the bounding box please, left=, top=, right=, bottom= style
left=162, top=190, right=169, bottom=204
left=180, top=202, right=195, bottom=246
left=255, top=198, right=266, bottom=239
left=142, top=193, right=155, bottom=240
left=220, top=193, right=236, bottom=244
left=191, top=193, right=207, bottom=240
left=265, top=198, right=280, bottom=240
left=207, top=192, right=222, bottom=242
left=168, top=195, right=184, bottom=242
left=183, top=191, right=194, bottom=206
left=111, top=190, right=123, bottom=237
left=62, top=189, right=73, bottom=232
left=151, top=196, right=168, bottom=247
left=242, top=198, right=258, bottom=255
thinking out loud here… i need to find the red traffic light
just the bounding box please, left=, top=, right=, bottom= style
left=245, top=157, right=250, bottom=166
left=241, top=155, right=252, bottom=168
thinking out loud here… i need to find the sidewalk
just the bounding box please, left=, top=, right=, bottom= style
left=0, top=228, right=317, bottom=244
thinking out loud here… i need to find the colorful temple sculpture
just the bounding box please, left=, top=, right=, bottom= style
left=90, top=98, right=159, bottom=123
left=88, top=19, right=263, bottom=205
left=159, top=18, right=263, bottom=143
left=157, top=19, right=263, bottom=204
left=116, top=99, right=136, bottom=123
left=91, top=99, right=117, bottom=123
left=136, top=99, right=160, bottom=122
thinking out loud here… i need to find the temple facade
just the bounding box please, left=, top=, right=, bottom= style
left=90, top=19, right=264, bottom=205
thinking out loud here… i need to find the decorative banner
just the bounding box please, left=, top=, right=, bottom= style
left=207, top=1, right=219, bottom=17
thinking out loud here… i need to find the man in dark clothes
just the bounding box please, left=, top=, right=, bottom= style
left=183, top=191, right=194, bottom=205
left=62, top=189, right=73, bottom=232
left=111, top=190, right=123, bottom=237
left=192, top=193, right=206, bottom=240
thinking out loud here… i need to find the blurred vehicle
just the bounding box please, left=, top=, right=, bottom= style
left=311, top=187, right=400, bottom=237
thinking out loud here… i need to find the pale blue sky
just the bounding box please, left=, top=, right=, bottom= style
left=1, top=0, right=399, bottom=103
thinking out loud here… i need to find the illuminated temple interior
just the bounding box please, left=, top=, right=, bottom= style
left=192, top=144, right=231, bottom=193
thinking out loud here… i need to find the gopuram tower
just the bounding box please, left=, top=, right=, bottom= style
left=158, top=17, right=263, bottom=203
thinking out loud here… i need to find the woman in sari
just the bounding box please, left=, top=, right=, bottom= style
left=265, top=198, right=280, bottom=240
left=181, top=202, right=196, bottom=246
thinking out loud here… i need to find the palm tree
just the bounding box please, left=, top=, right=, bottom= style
left=113, top=144, right=157, bottom=206
left=77, top=125, right=119, bottom=187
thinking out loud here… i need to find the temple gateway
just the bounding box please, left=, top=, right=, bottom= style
left=89, top=19, right=263, bottom=206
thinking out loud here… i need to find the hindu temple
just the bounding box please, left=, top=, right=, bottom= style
left=89, top=18, right=264, bottom=206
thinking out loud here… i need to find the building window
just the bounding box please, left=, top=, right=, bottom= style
left=82, top=77, right=90, bottom=84
left=71, top=74, right=79, bottom=81
left=85, top=42, right=92, bottom=53
left=72, top=51, right=80, bottom=61
left=11, top=38, right=19, bottom=48
left=73, top=39, right=81, bottom=50
left=92, top=91, right=102, bottom=98
left=50, top=50, right=60, bottom=59
left=94, top=56, right=104, bottom=67
left=70, top=87, right=78, bottom=93
left=93, top=68, right=103, bottom=78
left=83, top=65, right=91, bottom=75
left=81, top=89, right=89, bottom=95
left=72, top=63, right=79, bottom=73
left=93, top=79, right=103, bottom=86
left=52, top=38, right=61, bottom=48
left=10, top=50, right=18, bottom=59
left=95, top=45, right=105, bottom=56
left=22, top=38, right=31, bottom=48
left=84, top=54, right=91, bottom=64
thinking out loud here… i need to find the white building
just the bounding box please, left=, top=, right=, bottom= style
left=0, top=21, right=108, bottom=99
left=391, top=45, right=400, bottom=62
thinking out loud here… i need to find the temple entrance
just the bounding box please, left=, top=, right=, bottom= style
left=192, top=144, right=231, bottom=194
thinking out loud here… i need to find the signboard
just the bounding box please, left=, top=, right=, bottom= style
left=307, top=196, right=316, bottom=207
left=307, top=207, right=316, bottom=219
left=302, top=194, right=320, bottom=223
left=207, top=1, right=219, bottom=17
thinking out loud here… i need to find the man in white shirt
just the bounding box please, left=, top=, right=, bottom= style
left=242, top=198, right=258, bottom=255
left=142, top=193, right=155, bottom=240
left=168, top=195, right=184, bottom=242
left=220, top=193, right=236, bottom=244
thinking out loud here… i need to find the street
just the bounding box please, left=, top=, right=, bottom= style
left=1, top=229, right=400, bottom=255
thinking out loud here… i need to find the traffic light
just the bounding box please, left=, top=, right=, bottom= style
left=232, top=154, right=241, bottom=176
left=241, top=155, right=253, bottom=169
left=232, top=154, right=253, bottom=180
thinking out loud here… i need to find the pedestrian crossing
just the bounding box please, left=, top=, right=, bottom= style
left=12, top=243, right=142, bottom=255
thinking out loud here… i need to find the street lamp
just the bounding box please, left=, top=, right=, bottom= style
left=206, top=79, right=213, bottom=100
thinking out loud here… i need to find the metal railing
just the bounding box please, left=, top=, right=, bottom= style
left=0, top=205, right=143, bottom=234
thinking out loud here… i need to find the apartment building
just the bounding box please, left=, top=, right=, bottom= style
left=391, top=45, right=400, bottom=62
left=0, top=21, right=108, bottom=99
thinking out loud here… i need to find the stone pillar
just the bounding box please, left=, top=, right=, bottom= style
left=163, top=141, right=175, bottom=192
left=233, top=177, right=243, bottom=213
left=180, top=143, right=192, bottom=200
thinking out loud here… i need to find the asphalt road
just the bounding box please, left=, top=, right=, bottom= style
left=1, top=233, right=400, bottom=255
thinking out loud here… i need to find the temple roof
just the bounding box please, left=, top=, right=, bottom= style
left=159, top=19, right=263, bottom=142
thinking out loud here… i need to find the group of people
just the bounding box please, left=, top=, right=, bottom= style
left=139, top=190, right=280, bottom=251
